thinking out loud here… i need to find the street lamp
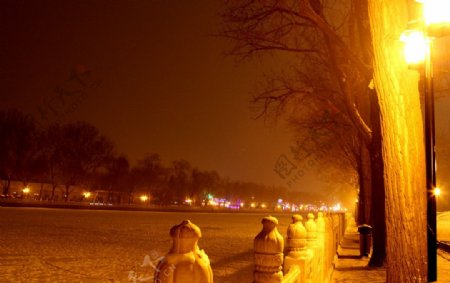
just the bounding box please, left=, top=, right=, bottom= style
left=433, top=187, right=441, bottom=197
left=402, top=1, right=450, bottom=281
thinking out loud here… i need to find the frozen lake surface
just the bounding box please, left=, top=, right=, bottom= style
left=0, top=207, right=292, bottom=282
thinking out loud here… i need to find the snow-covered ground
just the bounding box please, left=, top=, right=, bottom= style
left=0, top=207, right=292, bottom=282
left=438, top=211, right=450, bottom=242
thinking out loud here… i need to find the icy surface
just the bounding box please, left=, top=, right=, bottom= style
left=0, top=207, right=291, bottom=282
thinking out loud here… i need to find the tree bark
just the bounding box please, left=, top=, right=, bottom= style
left=368, top=89, right=386, bottom=267
left=368, top=1, right=427, bottom=281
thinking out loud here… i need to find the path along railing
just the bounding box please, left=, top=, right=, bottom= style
left=153, top=212, right=347, bottom=283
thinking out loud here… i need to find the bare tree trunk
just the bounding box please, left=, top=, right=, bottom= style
left=369, top=89, right=386, bottom=267
left=50, top=184, right=57, bottom=201
left=38, top=183, right=44, bottom=200
left=368, top=1, right=427, bottom=281
left=361, top=144, right=372, bottom=224
left=64, top=185, right=70, bottom=202
left=2, top=177, right=11, bottom=195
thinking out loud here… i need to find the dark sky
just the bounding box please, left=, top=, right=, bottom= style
left=0, top=0, right=297, bottom=187
left=2, top=0, right=449, bottom=194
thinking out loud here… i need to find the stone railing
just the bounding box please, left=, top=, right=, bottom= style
left=252, top=212, right=346, bottom=283
left=153, top=212, right=347, bottom=283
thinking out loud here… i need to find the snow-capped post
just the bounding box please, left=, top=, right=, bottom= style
left=323, top=214, right=334, bottom=282
left=253, top=216, right=284, bottom=283
left=305, top=213, right=321, bottom=283
left=154, top=220, right=213, bottom=283
left=316, top=212, right=326, bottom=282
left=284, top=214, right=312, bottom=283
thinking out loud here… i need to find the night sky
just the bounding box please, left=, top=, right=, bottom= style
left=2, top=0, right=449, bottom=193
left=0, top=0, right=296, bottom=187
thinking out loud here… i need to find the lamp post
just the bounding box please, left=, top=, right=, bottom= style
left=402, top=1, right=450, bottom=281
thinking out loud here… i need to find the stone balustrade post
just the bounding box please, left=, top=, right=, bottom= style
left=305, top=213, right=322, bottom=283
left=254, top=216, right=284, bottom=283
left=316, top=212, right=326, bottom=283
left=154, top=220, right=213, bottom=283
left=284, top=214, right=312, bottom=283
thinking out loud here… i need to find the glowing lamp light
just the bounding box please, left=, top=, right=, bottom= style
left=83, top=192, right=91, bottom=198
left=140, top=195, right=148, bottom=202
left=250, top=202, right=256, bottom=208
left=22, top=187, right=30, bottom=194
left=260, top=203, right=267, bottom=209
left=421, top=0, right=450, bottom=26
left=400, top=29, right=428, bottom=66
left=433, top=187, right=441, bottom=197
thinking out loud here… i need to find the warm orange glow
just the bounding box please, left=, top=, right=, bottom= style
left=260, top=203, right=267, bottom=209
left=420, top=0, right=450, bottom=26
left=433, top=187, right=441, bottom=197
left=250, top=202, right=256, bottom=208
left=140, top=195, right=148, bottom=202
left=83, top=192, right=91, bottom=198
left=208, top=199, right=218, bottom=206
left=400, top=30, right=428, bottom=65
left=22, top=187, right=30, bottom=194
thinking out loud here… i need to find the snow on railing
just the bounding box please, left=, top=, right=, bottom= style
left=253, top=212, right=346, bottom=283
left=153, top=212, right=346, bottom=283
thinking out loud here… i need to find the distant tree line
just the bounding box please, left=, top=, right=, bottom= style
left=0, top=108, right=290, bottom=205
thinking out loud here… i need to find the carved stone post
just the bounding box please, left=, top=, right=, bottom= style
left=284, top=214, right=312, bottom=283
left=154, top=220, right=213, bottom=283
left=254, top=216, right=284, bottom=283
left=316, top=212, right=326, bottom=282
left=305, top=213, right=322, bottom=283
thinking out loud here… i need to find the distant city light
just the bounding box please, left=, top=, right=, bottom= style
left=184, top=198, right=193, bottom=205
left=250, top=202, right=256, bottom=208
left=83, top=192, right=91, bottom=198
left=208, top=199, right=218, bottom=206
left=140, top=195, right=148, bottom=202
left=260, top=203, right=267, bottom=209
left=22, top=187, right=30, bottom=194
left=331, top=203, right=342, bottom=212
